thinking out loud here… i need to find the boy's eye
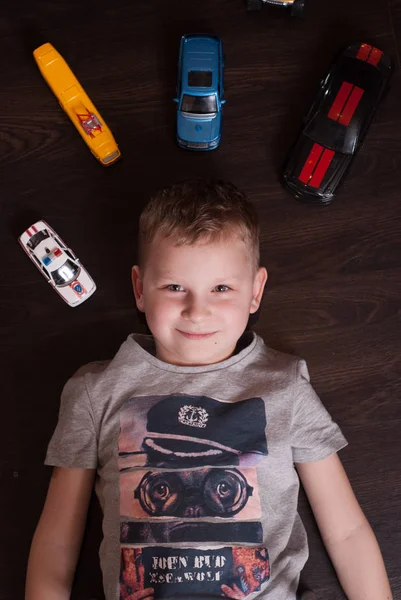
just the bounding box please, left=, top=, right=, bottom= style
left=214, top=285, right=230, bottom=292
left=166, top=284, right=185, bottom=292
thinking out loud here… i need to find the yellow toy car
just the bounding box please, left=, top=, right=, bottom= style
left=33, top=43, right=121, bottom=166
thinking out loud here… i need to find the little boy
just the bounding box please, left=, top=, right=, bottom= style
left=26, top=180, right=392, bottom=600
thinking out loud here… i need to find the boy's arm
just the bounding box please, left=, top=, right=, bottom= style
left=25, top=466, right=96, bottom=600
left=296, top=453, right=392, bottom=600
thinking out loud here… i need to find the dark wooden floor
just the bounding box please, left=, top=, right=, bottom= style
left=2, top=0, right=401, bottom=598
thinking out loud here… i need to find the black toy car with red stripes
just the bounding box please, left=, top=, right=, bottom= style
left=283, top=43, right=392, bottom=205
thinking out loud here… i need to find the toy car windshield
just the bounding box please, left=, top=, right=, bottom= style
left=51, top=260, right=80, bottom=286
left=304, top=114, right=360, bottom=154
left=27, top=230, right=50, bottom=250
left=339, top=56, right=383, bottom=90
left=182, top=94, right=217, bottom=114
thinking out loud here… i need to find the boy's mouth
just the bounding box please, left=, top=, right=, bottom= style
left=177, top=330, right=216, bottom=340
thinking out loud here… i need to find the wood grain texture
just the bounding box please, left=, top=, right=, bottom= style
left=1, top=0, right=401, bottom=599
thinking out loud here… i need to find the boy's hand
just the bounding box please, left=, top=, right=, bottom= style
left=120, top=547, right=154, bottom=600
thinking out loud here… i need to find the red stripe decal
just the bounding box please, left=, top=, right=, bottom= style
left=339, top=86, right=364, bottom=126
left=26, top=229, right=32, bottom=237
left=309, top=149, right=335, bottom=188
left=367, top=47, right=383, bottom=67
left=32, top=225, right=38, bottom=233
left=328, top=82, right=353, bottom=122
left=356, top=43, right=372, bottom=61
left=298, top=143, right=324, bottom=184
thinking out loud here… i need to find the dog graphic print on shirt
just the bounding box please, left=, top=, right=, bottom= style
left=118, top=394, right=269, bottom=600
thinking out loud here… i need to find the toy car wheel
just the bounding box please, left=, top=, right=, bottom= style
left=291, top=0, right=305, bottom=17
left=247, top=0, right=263, bottom=11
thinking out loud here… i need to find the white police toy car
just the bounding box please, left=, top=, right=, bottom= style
left=19, top=220, right=96, bottom=307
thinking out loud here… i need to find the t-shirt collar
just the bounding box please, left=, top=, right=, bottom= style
left=126, top=330, right=260, bottom=374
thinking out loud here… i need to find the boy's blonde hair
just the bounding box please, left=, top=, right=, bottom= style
left=138, top=179, right=260, bottom=269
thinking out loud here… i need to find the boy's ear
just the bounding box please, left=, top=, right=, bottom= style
left=132, top=266, right=145, bottom=312
left=250, top=267, right=268, bottom=314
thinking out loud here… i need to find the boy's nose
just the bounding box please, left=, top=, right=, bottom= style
left=181, top=296, right=211, bottom=322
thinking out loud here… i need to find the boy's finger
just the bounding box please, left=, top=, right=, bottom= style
left=135, top=587, right=154, bottom=599
left=220, top=584, right=239, bottom=599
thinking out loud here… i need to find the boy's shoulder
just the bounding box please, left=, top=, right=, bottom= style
left=66, top=333, right=149, bottom=386
left=254, top=333, right=304, bottom=371
left=249, top=334, right=316, bottom=393
left=71, top=359, right=111, bottom=379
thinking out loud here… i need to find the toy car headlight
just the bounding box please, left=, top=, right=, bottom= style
left=209, top=140, right=219, bottom=147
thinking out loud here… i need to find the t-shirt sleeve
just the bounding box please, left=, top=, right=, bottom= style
left=45, top=367, right=98, bottom=469
left=290, top=359, right=348, bottom=463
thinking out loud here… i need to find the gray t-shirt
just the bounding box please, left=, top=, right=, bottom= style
left=45, top=331, right=347, bottom=600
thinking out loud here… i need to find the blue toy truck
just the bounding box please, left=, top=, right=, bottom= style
left=175, top=34, right=225, bottom=151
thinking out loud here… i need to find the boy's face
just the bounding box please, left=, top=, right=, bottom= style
left=132, top=232, right=267, bottom=366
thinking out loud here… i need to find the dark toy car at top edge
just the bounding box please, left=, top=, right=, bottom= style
left=283, top=43, right=392, bottom=205
left=247, top=0, right=305, bottom=18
